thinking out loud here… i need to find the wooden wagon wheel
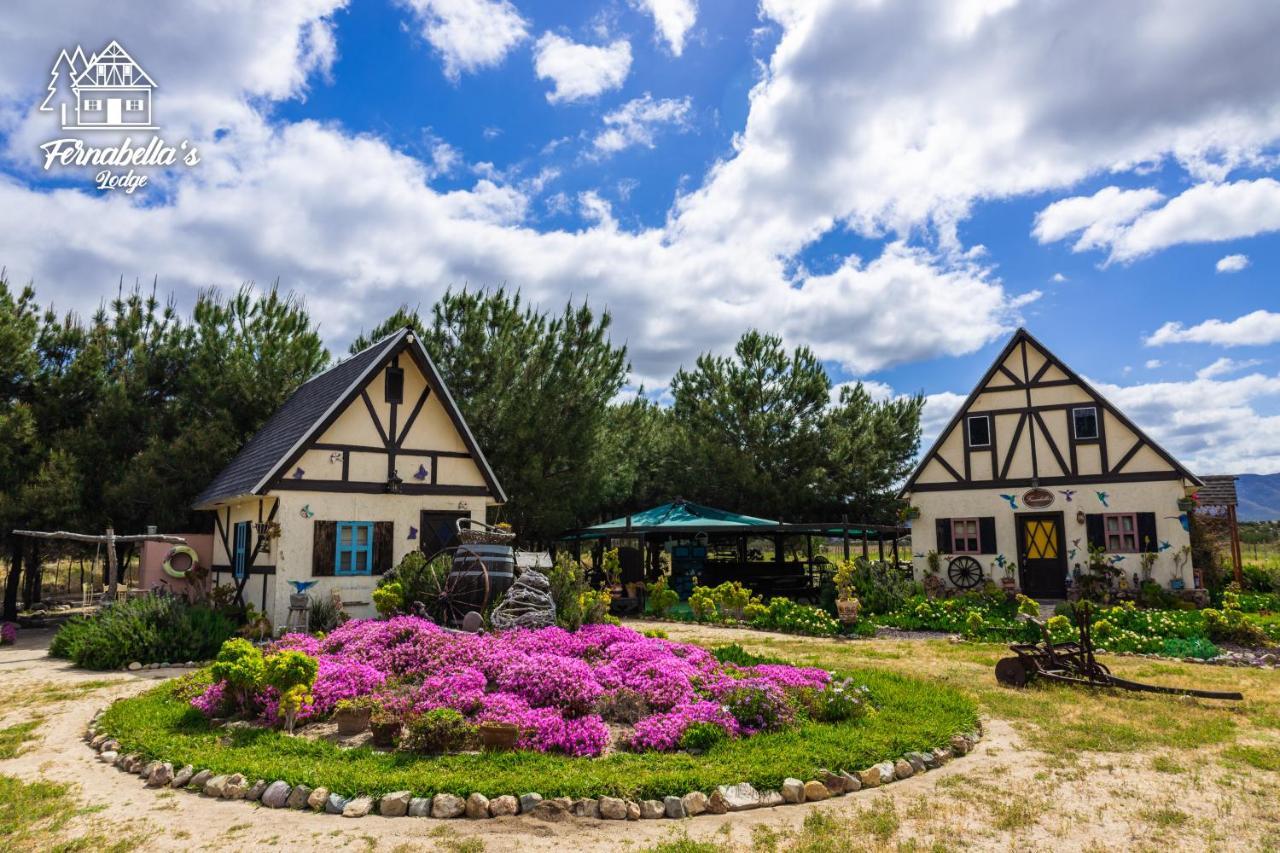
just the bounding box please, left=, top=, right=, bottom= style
left=415, top=547, right=491, bottom=627
left=947, top=555, right=984, bottom=589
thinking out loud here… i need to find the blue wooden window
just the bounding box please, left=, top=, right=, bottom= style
left=335, top=521, right=374, bottom=575
left=233, top=521, right=251, bottom=580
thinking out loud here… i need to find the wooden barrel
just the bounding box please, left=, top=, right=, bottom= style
left=450, top=544, right=516, bottom=610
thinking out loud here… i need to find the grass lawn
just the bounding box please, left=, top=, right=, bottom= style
left=97, top=667, right=977, bottom=802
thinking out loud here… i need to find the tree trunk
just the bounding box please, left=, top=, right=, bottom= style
left=2, top=539, right=22, bottom=621
left=22, top=541, right=41, bottom=608
left=106, top=527, right=118, bottom=602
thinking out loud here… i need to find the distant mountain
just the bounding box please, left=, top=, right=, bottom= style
left=1236, top=473, right=1280, bottom=521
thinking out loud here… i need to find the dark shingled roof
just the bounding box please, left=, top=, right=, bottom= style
left=1197, top=475, right=1238, bottom=507
left=193, top=331, right=406, bottom=507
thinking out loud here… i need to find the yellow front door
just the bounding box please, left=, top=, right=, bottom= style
left=1019, top=514, right=1065, bottom=597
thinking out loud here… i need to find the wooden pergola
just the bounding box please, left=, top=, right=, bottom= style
left=558, top=500, right=909, bottom=603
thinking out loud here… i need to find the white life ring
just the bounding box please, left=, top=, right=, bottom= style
left=162, top=545, right=199, bottom=579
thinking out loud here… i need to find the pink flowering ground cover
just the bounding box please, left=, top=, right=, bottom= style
left=191, top=617, right=846, bottom=758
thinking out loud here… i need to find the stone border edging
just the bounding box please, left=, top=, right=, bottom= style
left=84, top=704, right=983, bottom=821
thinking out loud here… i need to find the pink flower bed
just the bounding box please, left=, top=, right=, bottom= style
left=191, top=618, right=836, bottom=758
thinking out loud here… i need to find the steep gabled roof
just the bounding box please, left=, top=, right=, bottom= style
left=194, top=327, right=506, bottom=508
left=901, top=327, right=1201, bottom=493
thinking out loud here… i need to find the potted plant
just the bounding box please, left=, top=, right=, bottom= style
left=997, top=556, right=1017, bottom=591
left=334, top=697, right=374, bottom=735
left=1138, top=542, right=1157, bottom=583
left=477, top=721, right=519, bottom=751
left=1177, top=496, right=1197, bottom=512
left=833, top=560, right=861, bottom=624
left=369, top=700, right=402, bottom=748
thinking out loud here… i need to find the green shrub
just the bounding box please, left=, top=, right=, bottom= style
left=546, top=554, right=589, bottom=631
left=748, top=597, right=839, bottom=636
left=679, top=721, right=728, bottom=751
left=263, top=650, right=318, bottom=734
left=376, top=551, right=449, bottom=618
left=48, top=595, right=235, bottom=671
left=211, top=638, right=265, bottom=712
left=711, top=643, right=787, bottom=667
left=688, top=585, right=718, bottom=621
left=1161, top=636, right=1221, bottom=660
left=371, top=581, right=404, bottom=617
left=644, top=577, right=679, bottom=617
left=307, top=593, right=347, bottom=633
left=403, top=708, right=475, bottom=754
left=845, top=558, right=917, bottom=615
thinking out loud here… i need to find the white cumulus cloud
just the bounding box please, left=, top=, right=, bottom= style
left=631, top=0, right=697, bottom=56
left=400, top=0, right=528, bottom=80
left=594, top=93, right=692, bottom=154
left=1216, top=253, right=1250, bottom=272
left=1147, top=310, right=1280, bottom=348
left=533, top=33, right=631, bottom=104
left=1037, top=180, right=1280, bottom=263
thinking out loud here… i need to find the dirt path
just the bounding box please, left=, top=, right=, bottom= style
left=2, top=623, right=1276, bottom=852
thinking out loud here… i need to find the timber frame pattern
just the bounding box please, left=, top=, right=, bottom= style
left=903, top=328, right=1201, bottom=494
left=263, top=329, right=505, bottom=501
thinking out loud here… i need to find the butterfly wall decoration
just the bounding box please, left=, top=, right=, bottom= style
left=413, top=464, right=429, bottom=481
left=299, top=504, right=315, bottom=519
left=1000, top=494, right=1018, bottom=510
left=1058, top=489, right=1076, bottom=502
left=292, top=466, right=306, bottom=480
left=1095, top=491, right=1109, bottom=507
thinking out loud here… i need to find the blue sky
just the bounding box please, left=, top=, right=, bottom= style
left=1, top=0, right=1278, bottom=474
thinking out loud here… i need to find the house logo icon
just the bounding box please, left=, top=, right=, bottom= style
left=39, top=40, right=157, bottom=131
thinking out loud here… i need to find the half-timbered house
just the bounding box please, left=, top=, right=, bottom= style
left=193, top=327, right=505, bottom=627
left=901, top=328, right=1201, bottom=599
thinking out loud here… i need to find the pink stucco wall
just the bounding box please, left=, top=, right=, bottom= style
left=138, top=534, right=214, bottom=596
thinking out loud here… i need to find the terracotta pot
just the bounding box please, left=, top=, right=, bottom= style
left=335, top=707, right=371, bottom=736
left=370, top=720, right=401, bottom=748
left=478, top=722, right=519, bottom=751
left=836, top=598, right=861, bottom=624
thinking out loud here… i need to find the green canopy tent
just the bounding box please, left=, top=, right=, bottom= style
left=557, top=499, right=907, bottom=604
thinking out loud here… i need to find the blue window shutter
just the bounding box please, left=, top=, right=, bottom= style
left=233, top=522, right=250, bottom=579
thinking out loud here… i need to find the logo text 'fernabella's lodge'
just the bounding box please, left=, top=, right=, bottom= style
left=38, top=40, right=199, bottom=193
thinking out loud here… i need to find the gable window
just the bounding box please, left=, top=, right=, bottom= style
left=84, top=99, right=102, bottom=111
left=951, top=518, right=981, bottom=554
left=385, top=365, right=404, bottom=404
left=122, top=66, right=133, bottom=82
left=1073, top=406, right=1099, bottom=440
left=335, top=521, right=374, bottom=575
left=1103, top=513, right=1139, bottom=553
left=966, top=414, right=991, bottom=448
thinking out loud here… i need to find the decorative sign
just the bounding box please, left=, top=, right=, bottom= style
left=1022, top=487, right=1054, bottom=509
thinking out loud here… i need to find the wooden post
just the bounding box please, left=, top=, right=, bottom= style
left=877, top=532, right=885, bottom=563
left=861, top=529, right=869, bottom=559
left=1229, top=506, right=1244, bottom=587
left=842, top=515, right=850, bottom=561
left=105, top=526, right=118, bottom=602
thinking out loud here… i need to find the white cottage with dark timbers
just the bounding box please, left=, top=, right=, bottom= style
left=193, top=328, right=505, bottom=627
left=901, top=329, right=1202, bottom=599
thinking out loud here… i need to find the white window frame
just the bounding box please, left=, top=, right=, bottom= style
left=84, top=99, right=102, bottom=111
left=966, top=414, right=991, bottom=448
left=951, top=518, right=981, bottom=554
left=1073, top=406, right=1099, bottom=440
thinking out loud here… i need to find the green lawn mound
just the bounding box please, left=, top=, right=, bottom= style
left=99, top=668, right=977, bottom=802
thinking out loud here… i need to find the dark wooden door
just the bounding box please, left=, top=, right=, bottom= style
left=1017, top=512, right=1067, bottom=599
left=419, top=511, right=468, bottom=558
